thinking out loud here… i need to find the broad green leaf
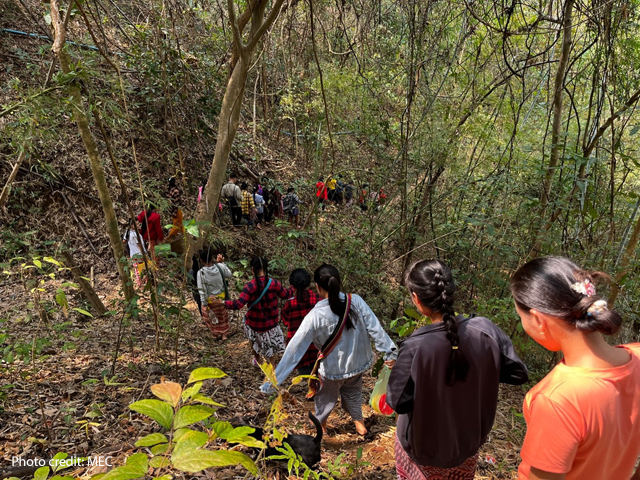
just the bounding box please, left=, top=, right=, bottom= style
left=181, top=382, right=202, bottom=401
left=404, top=307, right=422, bottom=321
left=212, top=422, right=264, bottom=448
left=72, top=308, right=94, bottom=318
left=191, top=393, right=224, bottom=407
left=211, top=421, right=233, bottom=438
left=187, top=368, right=226, bottom=384
left=185, top=224, right=200, bottom=237
left=50, top=476, right=75, bottom=480
left=172, top=430, right=208, bottom=459
left=33, top=259, right=42, bottom=269
left=125, top=453, right=148, bottom=471
left=34, top=467, right=49, bottom=480
left=135, top=433, right=168, bottom=447
left=151, top=382, right=182, bottom=407
left=55, top=289, right=68, bottom=317
left=173, top=405, right=214, bottom=429
left=150, top=443, right=171, bottom=455
left=130, top=399, right=174, bottom=429
left=171, top=450, right=258, bottom=475
left=100, top=453, right=147, bottom=480
left=148, top=457, right=171, bottom=469
left=43, top=257, right=62, bottom=266
left=50, top=452, right=69, bottom=473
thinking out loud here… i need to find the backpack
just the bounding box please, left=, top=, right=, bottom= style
left=282, top=193, right=296, bottom=213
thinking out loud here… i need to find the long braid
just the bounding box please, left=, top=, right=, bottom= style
left=406, top=259, right=470, bottom=386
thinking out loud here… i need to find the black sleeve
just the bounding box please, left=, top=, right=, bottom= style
left=493, top=324, right=529, bottom=385
left=386, top=340, right=416, bottom=414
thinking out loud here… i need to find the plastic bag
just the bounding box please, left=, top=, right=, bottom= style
left=369, top=366, right=394, bottom=415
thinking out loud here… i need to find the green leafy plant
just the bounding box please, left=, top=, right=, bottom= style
left=390, top=306, right=430, bottom=337
left=126, top=367, right=262, bottom=476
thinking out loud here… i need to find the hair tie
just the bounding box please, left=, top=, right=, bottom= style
left=587, top=299, right=608, bottom=316
left=570, top=279, right=596, bottom=297
left=451, top=346, right=459, bottom=350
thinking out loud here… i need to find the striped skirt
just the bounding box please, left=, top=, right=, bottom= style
left=395, top=434, right=478, bottom=480
left=202, top=297, right=230, bottom=337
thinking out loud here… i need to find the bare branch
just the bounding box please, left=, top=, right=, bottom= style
left=246, top=0, right=286, bottom=52
left=228, top=0, right=248, bottom=57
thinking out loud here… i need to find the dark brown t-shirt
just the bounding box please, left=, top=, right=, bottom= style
left=386, top=315, right=528, bottom=468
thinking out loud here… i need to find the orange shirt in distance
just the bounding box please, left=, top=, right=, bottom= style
left=518, top=343, right=640, bottom=480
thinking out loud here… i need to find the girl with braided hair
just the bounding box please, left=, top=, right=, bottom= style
left=387, top=259, right=528, bottom=480
left=225, top=257, right=292, bottom=365
left=510, top=256, right=640, bottom=480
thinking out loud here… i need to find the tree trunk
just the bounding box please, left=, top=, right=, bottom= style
left=0, top=144, right=28, bottom=210
left=529, top=0, right=574, bottom=259
left=49, top=0, right=134, bottom=302
left=62, top=250, right=108, bottom=316
left=193, top=53, right=251, bottom=239
left=57, top=51, right=134, bottom=302
left=192, top=0, right=285, bottom=252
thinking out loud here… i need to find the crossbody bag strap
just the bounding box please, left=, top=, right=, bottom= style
left=306, top=294, right=352, bottom=399
left=318, top=293, right=352, bottom=359
left=247, top=278, right=272, bottom=312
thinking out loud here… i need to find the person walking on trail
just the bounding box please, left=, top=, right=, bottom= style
left=315, top=176, right=328, bottom=211
left=263, top=185, right=278, bottom=223
left=326, top=175, right=337, bottom=204
left=240, top=182, right=258, bottom=230
left=221, top=175, right=243, bottom=228
left=253, top=186, right=265, bottom=228
left=334, top=176, right=345, bottom=205
left=386, top=259, right=528, bottom=480
left=137, top=204, right=163, bottom=262
left=281, top=269, right=321, bottom=376
left=261, top=264, right=398, bottom=436
left=282, top=187, right=302, bottom=228
left=510, top=256, right=640, bottom=480
left=344, top=181, right=355, bottom=208
left=123, top=218, right=148, bottom=288
left=225, top=257, right=292, bottom=366
left=198, top=247, right=232, bottom=340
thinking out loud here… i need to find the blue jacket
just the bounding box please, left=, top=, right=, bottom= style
left=261, top=293, right=398, bottom=393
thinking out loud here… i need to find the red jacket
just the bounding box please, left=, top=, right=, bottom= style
left=316, top=182, right=328, bottom=200
left=137, top=211, right=164, bottom=242
left=281, top=290, right=320, bottom=368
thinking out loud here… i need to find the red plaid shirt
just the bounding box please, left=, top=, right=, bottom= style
left=225, top=276, right=292, bottom=332
left=281, top=290, right=320, bottom=369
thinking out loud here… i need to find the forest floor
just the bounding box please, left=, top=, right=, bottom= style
left=0, top=223, right=526, bottom=480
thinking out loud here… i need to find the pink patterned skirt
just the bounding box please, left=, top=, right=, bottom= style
left=395, top=434, right=478, bottom=480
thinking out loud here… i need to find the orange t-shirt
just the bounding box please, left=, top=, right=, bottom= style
left=518, top=343, right=640, bottom=480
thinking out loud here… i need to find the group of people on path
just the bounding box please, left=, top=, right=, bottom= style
left=122, top=177, right=186, bottom=287
left=221, top=175, right=300, bottom=229
left=220, top=173, right=388, bottom=232
left=316, top=175, right=386, bottom=212
left=191, top=250, right=640, bottom=480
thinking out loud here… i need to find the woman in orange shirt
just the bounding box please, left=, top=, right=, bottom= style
left=510, top=256, right=640, bottom=480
